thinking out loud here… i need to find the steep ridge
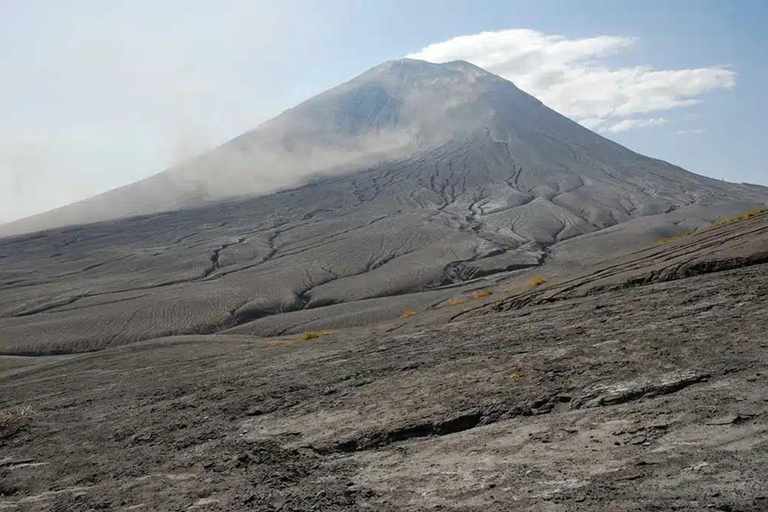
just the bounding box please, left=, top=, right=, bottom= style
left=465, top=209, right=768, bottom=318
left=0, top=59, right=766, bottom=354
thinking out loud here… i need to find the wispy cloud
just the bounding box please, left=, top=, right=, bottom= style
left=408, top=29, right=736, bottom=133
left=606, top=117, right=667, bottom=133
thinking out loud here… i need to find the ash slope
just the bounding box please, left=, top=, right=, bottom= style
left=2, top=58, right=765, bottom=239
left=1, top=214, right=768, bottom=511
left=0, top=59, right=766, bottom=355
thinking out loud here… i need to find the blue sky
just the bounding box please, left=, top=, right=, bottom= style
left=1, top=0, right=766, bottom=222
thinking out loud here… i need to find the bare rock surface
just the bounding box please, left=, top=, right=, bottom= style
left=1, top=214, right=767, bottom=511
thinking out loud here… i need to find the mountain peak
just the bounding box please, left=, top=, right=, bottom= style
left=364, top=57, right=500, bottom=83
left=3, top=57, right=765, bottom=238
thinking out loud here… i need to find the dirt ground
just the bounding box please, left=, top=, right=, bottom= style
left=1, top=251, right=767, bottom=511
left=1, top=213, right=767, bottom=511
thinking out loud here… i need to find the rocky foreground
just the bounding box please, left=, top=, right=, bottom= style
left=1, top=213, right=767, bottom=511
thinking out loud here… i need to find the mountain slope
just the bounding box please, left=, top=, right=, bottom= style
left=0, top=59, right=766, bottom=354
left=0, top=59, right=521, bottom=236
left=3, top=59, right=763, bottom=237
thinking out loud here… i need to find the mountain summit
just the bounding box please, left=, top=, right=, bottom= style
left=2, top=58, right=763, bottom=237
left=0, top=59, right=766, bottom=354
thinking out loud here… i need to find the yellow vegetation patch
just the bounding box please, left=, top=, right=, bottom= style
left=448, top=297, right=467, bottom=306
left=0, top=406, right=37, bottom=434
left=400, top=310, right=417, bottom=318
left=711, top=207, right=768, bottom=229
left=653, top=207, right=768, bottom=246
left=528, top=276, right=547, bottom=287
left=300, top=331, right=331, bottom=341
left=473, top=289, right=494, bottom=299
left=655, top=230, right=694, bottom=245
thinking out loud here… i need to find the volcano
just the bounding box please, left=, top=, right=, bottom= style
left=0, top=58, right=765, bottom=354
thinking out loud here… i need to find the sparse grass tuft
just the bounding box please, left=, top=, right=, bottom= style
left=0, top=406, right=37, bottom=437
left=655, top=230, right=694, bottom=245
left=300, top=331, right=331, bottom=341
left=651, top=207, right=768, bottom=247
left=473, top=289, right=494, bottom=299
left=528, top=276, right=547, bottom=287
left=448, top=297, right=468, bottom=306
left=400, top=310, right=417, bottom=318
left=711, top=207, right=768, bottom=229
left=209, top=316, right=229, bottom=331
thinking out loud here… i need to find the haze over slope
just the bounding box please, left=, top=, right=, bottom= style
left=1, top=59, right=539, bottom=236
left=0, top=59, right=766, bottom=354
left=2, top=58, right=762, bottom=237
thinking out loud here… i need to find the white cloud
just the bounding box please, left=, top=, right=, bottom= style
left=677, top=128, right=705, bottom=135
left=606, top=117, right=667, bottom=133
left=407, top=29, right=736, bottom=133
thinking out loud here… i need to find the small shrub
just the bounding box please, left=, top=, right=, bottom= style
left=300, top=331, right=331, bottom=341
left=448, top=297, right=467, bottom=306
left=473, top=289, right=494, bottom=299
left=528, top=276, right=547, bottom=287
left=0, top=406, right=37, bottom=437
left=655, top=230, right=693, bottom=245
left=209, top=316, right=229, bottom=330
left=401, top=310, right=417, bottom=318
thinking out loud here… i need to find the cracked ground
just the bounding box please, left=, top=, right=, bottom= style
left=1, top=235, right=767, bottom=510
